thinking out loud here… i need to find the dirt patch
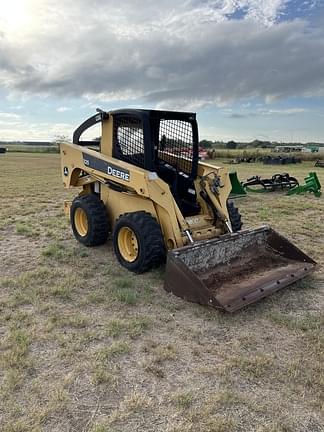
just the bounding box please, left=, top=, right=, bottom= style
left=0, top=229, right=42, bottom=277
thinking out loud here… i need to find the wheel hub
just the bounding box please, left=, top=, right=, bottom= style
left=118, top=227, right=139, bottom=262
left=74, top=207, right=89, bottom=236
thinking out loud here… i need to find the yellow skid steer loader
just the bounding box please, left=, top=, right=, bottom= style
left=60, top=109, right=316, bottom=311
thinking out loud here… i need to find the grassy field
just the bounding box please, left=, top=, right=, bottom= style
left=0, top=153, right=323, bottom=432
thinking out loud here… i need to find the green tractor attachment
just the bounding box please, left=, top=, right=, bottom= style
left=287, top=172, right=321, bottom=197
left=229, top=171, right=247, bottom=197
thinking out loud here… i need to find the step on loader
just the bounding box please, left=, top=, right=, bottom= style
left=60, top=109, right=316, bottom=311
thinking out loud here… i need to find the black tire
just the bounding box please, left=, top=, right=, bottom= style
left=288, top=177, right=299, bottom=189
left=227, top=200, right=243, bottom=232
left=70, top=194, right=109, bottom=246
left=113, top=211, right=165, bottom=273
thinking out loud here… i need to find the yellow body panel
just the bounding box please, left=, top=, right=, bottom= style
left=100, top=187, right=155, bottom=227
left=101, top=116, right=113, bottom=157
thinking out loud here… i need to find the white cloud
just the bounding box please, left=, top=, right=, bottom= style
left=0, top=1, right=323, bottom=111
left=0, top=118, right=74, bottom=141
left=56, top=106, right=71, bottom=112
left=0, top=112, right=21, bottom=120
left=228, top=107, right=310, bottom=117
left=262, top=108, right=309, bottom=115
left=243, top=0, right=288, bottom=25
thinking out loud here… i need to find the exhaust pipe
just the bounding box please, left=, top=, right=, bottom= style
left=164, top=226, right=316, bottom=312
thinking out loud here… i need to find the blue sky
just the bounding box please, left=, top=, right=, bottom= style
left=0, top=0, right=324, bottom=142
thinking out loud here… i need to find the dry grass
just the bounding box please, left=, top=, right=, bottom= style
left=0, top=153, right=323, bottom=431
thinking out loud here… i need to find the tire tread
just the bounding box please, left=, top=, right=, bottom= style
left=227, top=200, right=243, bottom=232
left=71, top=194, right=109, bottom=246
left=113, top=211, right=165, bottom=273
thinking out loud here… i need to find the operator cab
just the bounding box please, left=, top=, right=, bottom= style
left=72, top=108, right=201, bottom=217
left=111, top=109, right=201, bottom=217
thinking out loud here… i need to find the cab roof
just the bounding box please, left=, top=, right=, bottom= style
left=109, top=108, right=196, bottom=121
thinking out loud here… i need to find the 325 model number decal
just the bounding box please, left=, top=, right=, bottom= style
left=82, top=153, right=130, bottom=182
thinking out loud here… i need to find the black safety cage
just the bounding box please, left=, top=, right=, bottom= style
left=112, top=109, right=199, bottom=179
left=72, top=109, right=199, bottom=179
left=72, top=111, right=108, bottom=147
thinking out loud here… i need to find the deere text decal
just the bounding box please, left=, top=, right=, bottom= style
left=82, top=153, right=130, bottom=181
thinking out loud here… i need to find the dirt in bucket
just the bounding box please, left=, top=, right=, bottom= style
left=199, top=247, right=294, bottom=291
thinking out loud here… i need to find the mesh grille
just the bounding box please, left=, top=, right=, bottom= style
left=158, top=120, right=193, bottom=174
left=114, top=117, right=145, bottom=167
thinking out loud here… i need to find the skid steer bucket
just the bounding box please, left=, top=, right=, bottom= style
left=164, top=226, right=316, bottom=312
